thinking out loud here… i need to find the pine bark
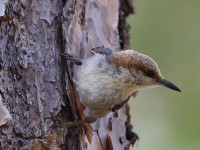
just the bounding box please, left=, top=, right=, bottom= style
left=0, top=0, right=136, bottom=149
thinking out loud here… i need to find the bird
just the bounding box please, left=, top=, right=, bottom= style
left=64, top=46, right=181, bottom=127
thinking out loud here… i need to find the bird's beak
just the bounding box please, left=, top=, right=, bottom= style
left=159, top=79, right=181, bottom=92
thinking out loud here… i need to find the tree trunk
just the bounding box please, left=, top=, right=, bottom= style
left=0, top=0, right=136, bottom=149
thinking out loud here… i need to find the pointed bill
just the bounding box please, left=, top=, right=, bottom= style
left=159, top=79, right=181, bottom=92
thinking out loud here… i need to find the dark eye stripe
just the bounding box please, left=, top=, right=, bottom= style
left=146, top=70, right=155, bottom=77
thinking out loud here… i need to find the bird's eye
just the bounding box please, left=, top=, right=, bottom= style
left=146, top=70, right=155, bottom=78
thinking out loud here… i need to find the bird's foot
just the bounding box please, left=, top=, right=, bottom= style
left=67, top=116, right=97, bottom=128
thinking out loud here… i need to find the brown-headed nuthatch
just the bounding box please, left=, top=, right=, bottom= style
left=65, top=46, right=181, bottom=126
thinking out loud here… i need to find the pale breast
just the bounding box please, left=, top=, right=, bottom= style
left=76, top=53, right=136, bottom=112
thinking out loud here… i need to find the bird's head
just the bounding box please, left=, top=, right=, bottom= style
left=110, top=50, right=181, bottom=92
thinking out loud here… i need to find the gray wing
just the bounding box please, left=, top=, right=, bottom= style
left=91, top=46, right=113, bottom=56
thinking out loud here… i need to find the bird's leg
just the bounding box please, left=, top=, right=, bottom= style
left=60, top=53, right=82, bottom=65
left=111, top=91, right=139, bottom=112
left=111, top=96, right=130, bottom=112
left=54, top=116, right=97, bottom=128
left=67, top=115, right=97, bottom=128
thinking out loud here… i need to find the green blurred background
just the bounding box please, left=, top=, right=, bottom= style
left=127, top=0, right=200, bottom=150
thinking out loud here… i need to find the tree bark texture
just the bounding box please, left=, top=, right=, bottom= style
left=0, top=0, right=135, bottom=149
